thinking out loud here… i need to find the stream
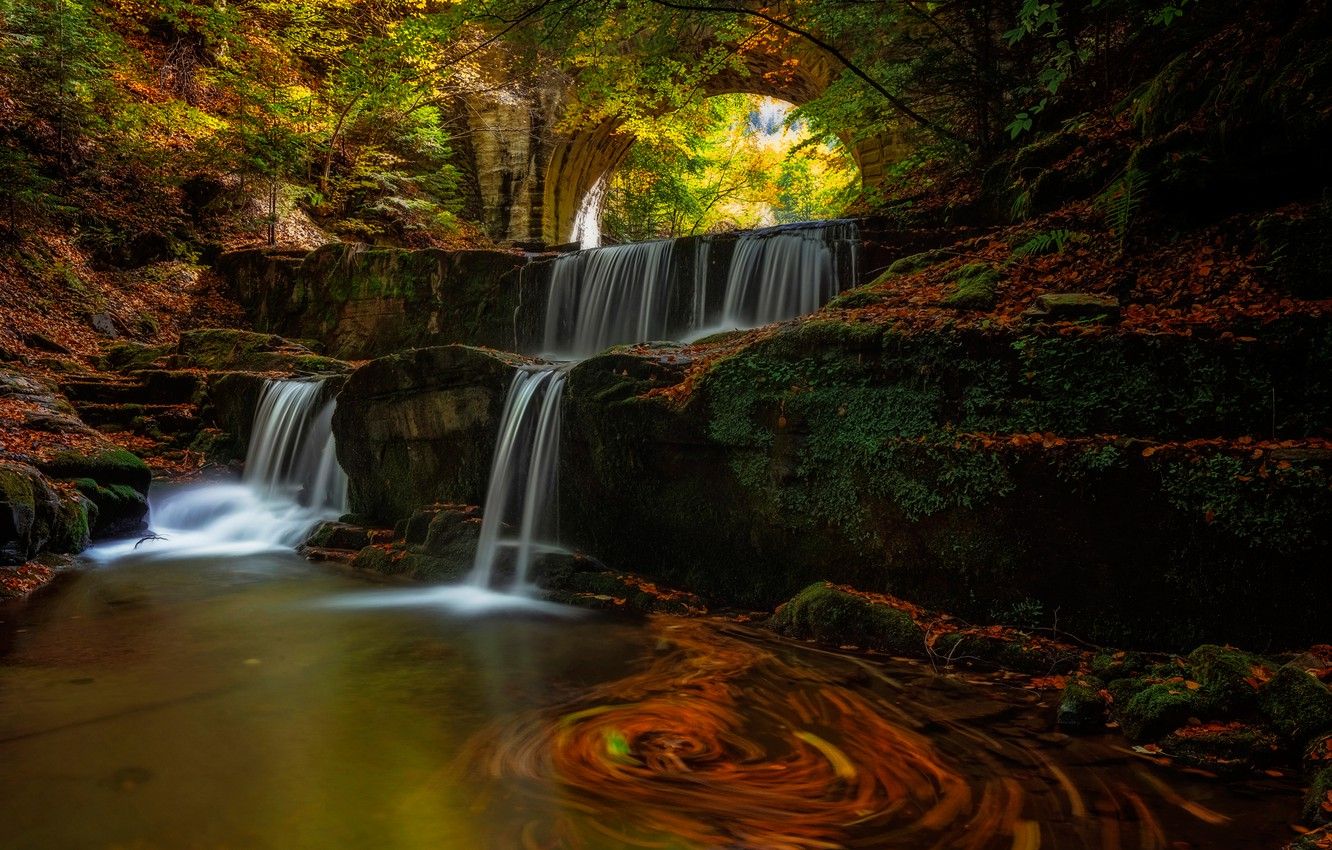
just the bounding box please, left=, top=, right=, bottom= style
left=0, top=545, right=1300, bottom=850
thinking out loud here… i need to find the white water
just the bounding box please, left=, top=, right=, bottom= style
left=469, top=365, right=568, bottom=592
left=542, top=240, right=676, bottom=358
left=540, top=220, right=858, bottom=355
left=88, top=379, right=347, bottom=562
left=718, top=219, right=858, bottom=328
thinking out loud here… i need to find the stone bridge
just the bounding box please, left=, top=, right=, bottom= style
left=454, top=34, right=907, bottom=245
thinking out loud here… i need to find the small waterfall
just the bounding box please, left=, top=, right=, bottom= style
left=718, top=219, right=859, bottom=329
left=692, top=237, right=711, bottom=329
left=470, top=365, right=567, bottom=591
left=88, top=378, right=347, bottom=561
left=542, top=240, right=676, bottom=358
left=245, top=380, right=347, bottom=515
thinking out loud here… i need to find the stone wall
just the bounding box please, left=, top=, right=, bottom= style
left=217, top=244, right=533, bottom=360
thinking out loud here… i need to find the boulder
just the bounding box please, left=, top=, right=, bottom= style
left=173, top=328, right=347, bottom=375
left=768, top=583, right=926, bottom=656
left=331, top=345, right=531, bottom=522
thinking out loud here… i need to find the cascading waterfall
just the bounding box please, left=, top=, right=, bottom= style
left=470, top=365, right=567, bottom=591
left=542, top=239, right=676, bottom=358
left=88, top=378, right=347, bottom=561
left=717, top=219, right=859, bottom=330
left=538, top=219, right=858, bottom=356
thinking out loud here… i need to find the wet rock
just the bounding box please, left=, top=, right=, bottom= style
left=0, top=462, right=64, bottom=564
left=1022, top=292, right=1120, bottom=323
left=305, top=521, right=374, bottom=552
left=1118, top=682, right=1200, bottom=742
left=331, top=345, right=531, bottom=522
left=1158, top=722, right=1283, bottom=773
left=1187, top=644, right=1269, bottom=715
left=1260, top=666, right=1332, bottom=744
left=1057, top=677, right=1108, bottom=731
left=768, top=583, right=926, bottom=656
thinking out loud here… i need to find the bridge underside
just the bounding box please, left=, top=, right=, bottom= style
left=457, top=45, right=909, bottom=246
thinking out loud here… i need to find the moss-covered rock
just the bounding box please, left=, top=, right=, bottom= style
left=886, top=249, right=948, bottom=276
left=1021, top=292, right=1120, bottom=323
left=768, top=583, right=926, bottom=656
left=1188, top=644, right=1269, bottom=715
left=1304, top=766, right=1332, bottom=826
left=1260, top=666, right=1332, bottom=744
left=1119, top=683, right=1201, bottom=742
left=940, top=263, right=1000, bottom=310
left=1159, top=722, right=1283, bottom=773
left=96, top=341, right=171, bottom=372
left=332, top=345, right=530, bottom=523
left=0, top=462, right=63, bottom=564
left=1057, top=676, right=1107, bottom=731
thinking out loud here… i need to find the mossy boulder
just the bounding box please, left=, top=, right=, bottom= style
left=1057, top=676, right=1108, bottom=731
left=1187, top=644, right=1270, bottom=715
left=1159, top=722, right=1283, bottom=773
left=70, top=478, right=146, bottom=537
left=1259, top=666, right=1332, bottom=744
left=331, top=345, right=531, bottom=523
left=768, top=583, right=926, bottom=656
left=0, top=462, right=63, bottom=564
left=940, top=263, right=1000, bottom=310
left=1119, top=682, right=1201, bottom=742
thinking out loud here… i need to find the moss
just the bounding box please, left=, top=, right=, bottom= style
left=41, top=447, right=150, bottom=491
left=1161, top=454, right=1332, bottom=553
left=97, top=341, right=170, bottom=372
left=769, top=583, right=926, bottom=656
left=1187, top=644, right=1268, bottom=715
left=350, top=545, right=401, bottom=576
left=1091, top=651, right=1151, bottom=679
left=1119, top=683, right=1201, bottom=742
left=941, top=263, right=1000, bottom=310
left=1159, top=723, right=1283, bottom=773
left=1305, top=766, right=1332, bottom=825
left=1057, top=676, right=1107, bottom=731
left=886, top=249, right=947, bottom=276
left=1259, top=666, right=1332, bottom=744
left=49, top=493, right=92, bottom=553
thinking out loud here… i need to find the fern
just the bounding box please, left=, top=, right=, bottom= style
left=1098, top=168, right=1147, bottom=251
left=1010, top=228, right=1073, bottom=261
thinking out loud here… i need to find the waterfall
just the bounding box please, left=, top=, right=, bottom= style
left=87, top=378, right=347, bottom=561
left=244, top=380, right=347, bottom=515
left=542, top=240, right=676, bottom=358
left=470, top=365, right=567, bottom=591
left=536, top=220, right=858, bottom=356
left=718, top=219, right=859, bottom=329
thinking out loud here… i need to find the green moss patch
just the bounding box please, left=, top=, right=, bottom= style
left=768, top=583, right=926, bottom=656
